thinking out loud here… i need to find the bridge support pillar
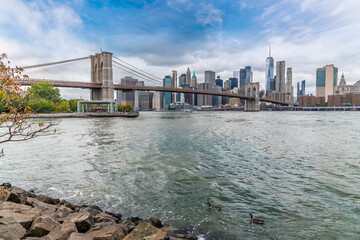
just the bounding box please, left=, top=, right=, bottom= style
left=244, top=82, right=260, bottom=112
left=90, top=51, right=114, bottom=101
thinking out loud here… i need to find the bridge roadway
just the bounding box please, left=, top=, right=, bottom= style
left=18, top=78, right=289, bottom=106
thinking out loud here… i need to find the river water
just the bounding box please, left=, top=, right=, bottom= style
left=1, top=112, right=359, bottom=239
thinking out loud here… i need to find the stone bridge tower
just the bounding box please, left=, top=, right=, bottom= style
left=90, top=52, right=114, bottom=101
left=245, top=82, right=260, bottom=111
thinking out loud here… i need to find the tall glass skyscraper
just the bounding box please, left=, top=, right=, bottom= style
left=163, top=75, right=173, bottom=109
left=265, top=46, right=274, bottom=92
left=245, top=66, right=253, bottom=84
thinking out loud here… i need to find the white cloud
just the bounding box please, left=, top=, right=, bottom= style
left=196, top=3, right=223, bottom=26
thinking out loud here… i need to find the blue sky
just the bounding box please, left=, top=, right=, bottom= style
left=1, top=0, right=360, bottom=98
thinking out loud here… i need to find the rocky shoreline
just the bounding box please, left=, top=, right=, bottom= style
left=0, top=183, right=198, bottom=240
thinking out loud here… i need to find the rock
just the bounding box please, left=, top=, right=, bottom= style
left=87, top=222, right=121, bottom=240
left=36, top=195, right=60, bottom=205
left=0, top=221, right=26, bottom=240
left=127, top=217, right=142, bottom=225
left=118, top=219, right=136, bottom=234
left=111, top=228, right=126, bottom=240
left=144, top=231, right=168, bottom=240
left=68, top=232, right=95, bottom=240
left=90, top=205, right=102, bottom=212
left=25, top=216, right=61, bottom=237
left=64, top=202, right=77, bottom=211
left=59, top=200, right=67, bottom=205
left=163, top=227, right=197, bottom=240
left=142, top=217, right=163, bottom=228
left=80, top=207, right=102, bottom=217
left=122, top=222, right=162, bottom=240
left=0, top=202, right=42, bottom=229
left=94, top=212, right=118, bottom=224
left=28, top=189, right=37, bottom=198
left=1, top=183, right=11, bottom=188
left=26, top=197, right=57, bottom=214
left=6, top=187, right=27, bottom=204
left=44, top=221, right=78, bottom=240
left=65, top=212, right=95, bottom=233
left=56, top=205, right=73, bottom=218
left=105, top=211, right=122, bottom=222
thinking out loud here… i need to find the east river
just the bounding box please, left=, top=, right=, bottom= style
left=1, top=112, right=359, bottom=239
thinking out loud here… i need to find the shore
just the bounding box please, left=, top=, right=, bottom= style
left=29, top=112, right=139, bottom=118
left=0, top=183, right=198, bottom=240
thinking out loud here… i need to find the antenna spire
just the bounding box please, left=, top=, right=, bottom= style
left=269, top=44, right=271, bottom=57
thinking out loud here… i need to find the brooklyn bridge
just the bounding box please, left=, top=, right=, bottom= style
left=18, top=51, right=289, bottom=111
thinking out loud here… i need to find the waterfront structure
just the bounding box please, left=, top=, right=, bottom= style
left=205, top=70, right=216, bottom=86
left=265, top=47, right=274, bottom=93
left=179, top=74, right=186, bottom=87
left=335, top=73, right=358, bottom=95
left=328, top=93, right=360, bottom=106
left=316, top=64, right=338, bottom=102
left=285, top=68, right=293, bottom=102
left=275, top=61, right=285, bottom=92
left=163, top=75, right=173, bottom=109
left=134, top=81, right=144, bottom=109
left=299, top=95, right=325, bottom=107
left=245, top=66, right=253, bottom=84
left=229, top=77, right=238, bottom=90
left=141, top=92, right=153, bottom=110
left=215, top=76, right=223, bottom=88
left=191, top=71, right=197, bottom=88
left=186, top=68, right=191, bottom=85
left=120, top=76, right=138, bottom=106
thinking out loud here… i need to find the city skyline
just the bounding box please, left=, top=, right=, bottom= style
left=1, top=0, right=360, bottom=99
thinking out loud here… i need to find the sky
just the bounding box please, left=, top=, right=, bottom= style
left=1, top=0, right=360, bottom=99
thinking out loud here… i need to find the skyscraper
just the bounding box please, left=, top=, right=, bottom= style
left=229, top=77, right=238, bottom=90
left=191, top=71, right=197, bottom=88
left=301, top=80, right=306, bottom=96
left=316, top=65, right=338, bottom=101
left=245, top=66, right=253, bottom=84
left=186, top=68, right=191, bottom=85
left=275, top=61, right=285, bottom=92
left=215, top=76, right=223, bottom=89
left=179, top=74, right=186, bottom=87
left=120, top=76, right=138, bottom=106
left=265, top=46, right=274, bottom=92
left=163, top=75, right=173, bottom=109
left=205, top=70, right=216, bottom=86
left=172, top=70, right=177, bottom=88
left=297, top=82, right=300, bottom=103
left=285, top=68, right=293, bottom=102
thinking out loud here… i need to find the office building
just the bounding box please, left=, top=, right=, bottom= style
left=316, top=64, right=338, bottom=101
left=275, top=61, right=285, bottom=92
left=297, top=82, right=300, bottom=103
left=265, top=46, right=274, bottom=92
left=245, top=66, right=253, bottom=84
left=212, top=85, right=222, bottom=107
left=119, top=76, right=138, bottom=106
left=229, top=77, right=238, bottom=90
left=224, top=80, right=230, bottom=90
left=285, top=67, right=292, bottom=102
left=197, top=83, right=212, bottom=106
left=301, top=80, right=306, bottom=96
left=134, top=81, right=144, bottom=109
left=335, top=73, right=358, bottom=95
left=186, top=68, right=191, bottom=85
left=215, top=76, right=223, bottom=88
left=163, top=75, right=173, bottom=109
left=205, top=70, right=216, bottom=86
left=141, top=92, right=153, bottom=110
left=191, top=71, right=197, bottom=88
left=179, top=74, right=186, bottom=87
left=153, top=92, right=163, bottom=109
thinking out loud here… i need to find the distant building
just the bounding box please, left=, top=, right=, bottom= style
left=212, top=85, right=222, bottom=107
left=285, top=67, right=293, bottom=102
left=191, top=71, right=197, bottom=88
left=215, top=76, right=223, bottom=88
left=172, top=70, right=178, bottom=103
left=163, top=75, right=173, bottom=109
left=229, top=87, right=241, bottom=106
left=119, top=76, right=138, bottom=106
left=233, top=71, right=240, bottom=80
left=197, top=83, right=212, bottom=106
left=297, top=82, right=300, bottom=103
left=152, top=92, right=163, bottom=109
left=245, top=66, right=253, bottom=84
left=134, top=81, right=144, bottom=109
left=335, top=73, right=358, bottom=95
left=141, top=92, right=153, bottom=110
left=229, top=77, right=238, bottom=90
left=186, top=68, right=191, bottom=85
left=301, top=80, right=306, bottom=96
left=205, top=70, right=216, bottom=86
left=316, top=64, right=338, bottom=102
left=224, top=80, right=230, bottom=90
left=275, top=61, right=285, bottom=92
left=240, top=68, right=246, bottom=88
left=179, top=74, right=186, bottom=87
left=265, top=46, right=274, bottom=92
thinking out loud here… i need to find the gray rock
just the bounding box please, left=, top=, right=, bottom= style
left=65, top=212, right=95, bottom=233
left=111, top=228, right=126, bottom=240
left=25, top=216, right=61, bottom=237
left=64, top=202, right=77, bottom=211
left=68, top=232, right=95, bottom=240
left=36, top=195, right=60, bottom=205
left=44, top=221, right=78, bottom=240
left=26, top=197, right=57, bottom=214
left=6, top=187, right=27, bottom=204
left=87, top=222, right=121, bottom=240
left=122, top=222, right=161, bottom=240
left=0, top=221, right=26, bottom=240
left=142, top=217, right=163, bottom=228
left=80, top=207, right=102, bottom=217
left=56, top=205, right=73, bottom=218
left=94, top=212, right=118, bottom=224
left=118, top=219, right=136, bottom=234
left=0, top=202, right=42, bottom=229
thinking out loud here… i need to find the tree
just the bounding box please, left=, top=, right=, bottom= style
left=0, top=53, right=56, bottom=147
left=29, top=99, right=56, bottom=113
left=28, top=81, right=61, bottom=103
left=118, top=104, right=134, bottom=112
left=69, top=99, right=84, bottom=112
left=55, top=100, right=70, bottom=113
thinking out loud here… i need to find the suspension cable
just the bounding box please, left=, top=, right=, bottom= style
left=112, top=63, right=162, bottom=86
left=21, top=56, right=90, bottom=70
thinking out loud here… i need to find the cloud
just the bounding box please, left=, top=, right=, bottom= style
left=195, top=3, right=223, bottom=26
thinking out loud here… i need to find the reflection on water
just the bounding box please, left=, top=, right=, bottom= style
left=1, top=112, right=360, bottom=239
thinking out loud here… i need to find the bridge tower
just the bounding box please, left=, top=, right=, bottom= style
left=244, top=82, right=260, bottom=112
left=90, top=52, right=114, bottom=101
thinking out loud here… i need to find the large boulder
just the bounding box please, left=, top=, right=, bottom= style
left=161, top=226, right=198, bottom=240
left=122, top=222, right=162, bottom=240
left=87, top=222, right=121, bottom=240
left=65, top=212, right=95, bottom=233
left=0, top=202, right=42, bottom=229
left=68, top=232, right=95, bottom=240
left=36, top=195, right=60, bottom=205
left=142, top=217, right=163, bottom=228
left=94, top=212, right=118, bottom=224
left=26, top=197, right=57, bottom=214
left=0, top=216, right=26, bottom=240
left=25, top=216, right=61, bottom=237
left=56, top=205, right=73, bottom=218
left=44, top=221, right=78, bottom=240
left=6, top=187, right=27, bottom=204
left=80, top=207, right=102, bottom=217
left=118, top=219, right=136, bottom=235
